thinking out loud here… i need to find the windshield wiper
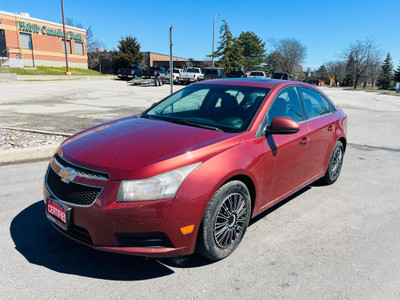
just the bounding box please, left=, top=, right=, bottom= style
left=167, top=118, right=223, bottom=132
left=141, top=115, right=223, bottom=132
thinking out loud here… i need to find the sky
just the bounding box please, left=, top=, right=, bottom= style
left=1, top=0, right=400, bottom=70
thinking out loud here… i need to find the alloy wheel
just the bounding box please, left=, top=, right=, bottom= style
left=214, top=192, right=247, bottom=248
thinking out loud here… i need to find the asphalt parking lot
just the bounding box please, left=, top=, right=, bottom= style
left=1, top=79, right=400, bottom=299
left=0, top=79, right=183, bottom=133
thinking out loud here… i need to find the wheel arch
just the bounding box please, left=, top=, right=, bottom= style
left=339, top=137, right=347, bottom=153
left=221, top=174, right=256, bottom=217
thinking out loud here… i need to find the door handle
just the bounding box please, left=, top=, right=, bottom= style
left=300, top=137, right=308, bottom=146
left=328, top=125, right=333, bottom=132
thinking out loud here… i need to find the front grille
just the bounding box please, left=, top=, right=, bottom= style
left=46, top=167, right=102, bottom=206
left=54, top=154, right=109, bottom=180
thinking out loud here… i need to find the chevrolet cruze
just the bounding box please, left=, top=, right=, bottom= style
left=44, top=78, right=347, bottom=260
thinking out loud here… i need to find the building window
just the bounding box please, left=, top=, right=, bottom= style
left=0, top=29, right=7, bottom=57
left=75, top=41, right=84, bottom=55
left=20, top=32, right=33, bottom=50
left=61, top=39, right=72, bottom=54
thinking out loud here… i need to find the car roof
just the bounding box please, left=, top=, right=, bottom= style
left=197, top=78, right=316, bottom=90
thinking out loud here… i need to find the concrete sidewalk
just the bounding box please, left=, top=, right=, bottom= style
left=0, top=145, right=57, bottom=165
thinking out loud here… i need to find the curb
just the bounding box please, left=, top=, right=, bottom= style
left=0, top=145, right=57, bottom=165
left=0, top=126, right=72, bottom=136
left=16, top=75, right=116, bottom=81
left=0, top=74, right=116, bottom=82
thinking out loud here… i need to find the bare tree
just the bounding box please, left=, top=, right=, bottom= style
left=271, top=38, right=307, bottom=74
left=342, top=38, right=381, bottom=89
left=365, top=60, right=381, bottom=88
left=64, top=18, right=103, bottom=52
left=326, top=60, right=346, bottom=86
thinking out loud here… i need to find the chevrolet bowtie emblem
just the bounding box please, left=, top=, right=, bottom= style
left=59, top=167, right=78, bottom=183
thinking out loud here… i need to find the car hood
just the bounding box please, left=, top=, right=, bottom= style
left=59, top=116, right=242, bottom=180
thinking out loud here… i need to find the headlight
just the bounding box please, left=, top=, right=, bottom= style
left=116, top=162, right=201, bottom=202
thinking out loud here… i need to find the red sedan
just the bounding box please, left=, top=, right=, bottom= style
left=44, top=78, right=347, bottom=260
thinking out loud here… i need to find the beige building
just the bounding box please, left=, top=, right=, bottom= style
left=143, top=51, right=188, bottom=67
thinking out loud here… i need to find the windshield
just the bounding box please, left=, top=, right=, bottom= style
left=142, top=84, right=270, bottom=133
left=187, top=68, right=199, bottom=73
left=250, top=72, right=264, bottom=76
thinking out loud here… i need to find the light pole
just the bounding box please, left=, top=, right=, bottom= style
left=61, top=0, right=70, bottom=75
left=212, top=13, right=220, bottom=68
left=169, top=26, right=173, bottom=94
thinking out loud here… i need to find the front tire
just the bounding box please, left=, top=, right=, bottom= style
left=322, top=141, right=344, bottom=184
left=196, top=180, right=251, bottom=260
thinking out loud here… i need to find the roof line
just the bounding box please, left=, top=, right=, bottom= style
left=0, top=10, right=86, bottom=32
left=143, top=51, right=188, bottom=60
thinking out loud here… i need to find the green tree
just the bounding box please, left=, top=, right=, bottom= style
left=112, top=36, right=144, bottom=73
left=394, top=61, right=400, bottom=83
left=237, top=31, right=266, bottom=71
left=214, top=20, right=244, bottom=72
left=343, top=53, right=356, bottom=87
left=264, top=51, right=281, bottom=76
left=377, top=53, right=394, bottom=90
left=316, top=64, right=330, bottom=84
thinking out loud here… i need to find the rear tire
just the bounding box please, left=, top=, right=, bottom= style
left=196, top=180, right=251, bottom=261
left=322, top=141, right=344, bottom=185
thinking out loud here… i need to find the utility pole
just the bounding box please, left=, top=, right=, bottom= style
left=169, top=26, right=173, bottom=94
left=61, top=0, right=70, bottom=75
left=212, top=13, right=220, bottom=68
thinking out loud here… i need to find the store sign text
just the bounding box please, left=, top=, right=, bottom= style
left=18, top=21, right=83, bottom=41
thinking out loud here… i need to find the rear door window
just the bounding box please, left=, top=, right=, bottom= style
left=321, top=94, right=335, bottom=113
left=299, top=87, right=326, bottom=119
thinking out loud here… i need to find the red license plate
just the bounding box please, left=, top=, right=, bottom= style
left=46, top=198, right=71, bottom=230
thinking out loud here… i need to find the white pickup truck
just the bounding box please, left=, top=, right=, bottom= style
left=166, top=68, right=185, bottom=83
left=180, top=67, right=204, bottom=83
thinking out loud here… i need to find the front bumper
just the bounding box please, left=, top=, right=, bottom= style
left=43, top=164, right=207, bottom=257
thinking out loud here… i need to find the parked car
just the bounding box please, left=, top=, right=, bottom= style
left=204, top=67, right=224, bottom=80
left=180, top=67, right=204, bottom=83
left=141, top=66, right=166, bottom=80
left=272, top=72, right=290, bottom=80
left=248, top=71, right=267, bottom=78
left=226, top=70, right=246, bottom=78
left=44, top=78, right=347, bottom=261
left=117, top=65, right=142, bottom=80
left=166, top=68, right=185, bottom=83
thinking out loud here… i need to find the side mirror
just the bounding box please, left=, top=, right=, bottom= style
left=265, top=116, right=300, bottom=136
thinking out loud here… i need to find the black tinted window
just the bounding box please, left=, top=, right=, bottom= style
left=267, top=87, right=302, bottom=123
left=299, top=87, right=326, bottom=119
left=272, top=73, right=282, bottom=79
